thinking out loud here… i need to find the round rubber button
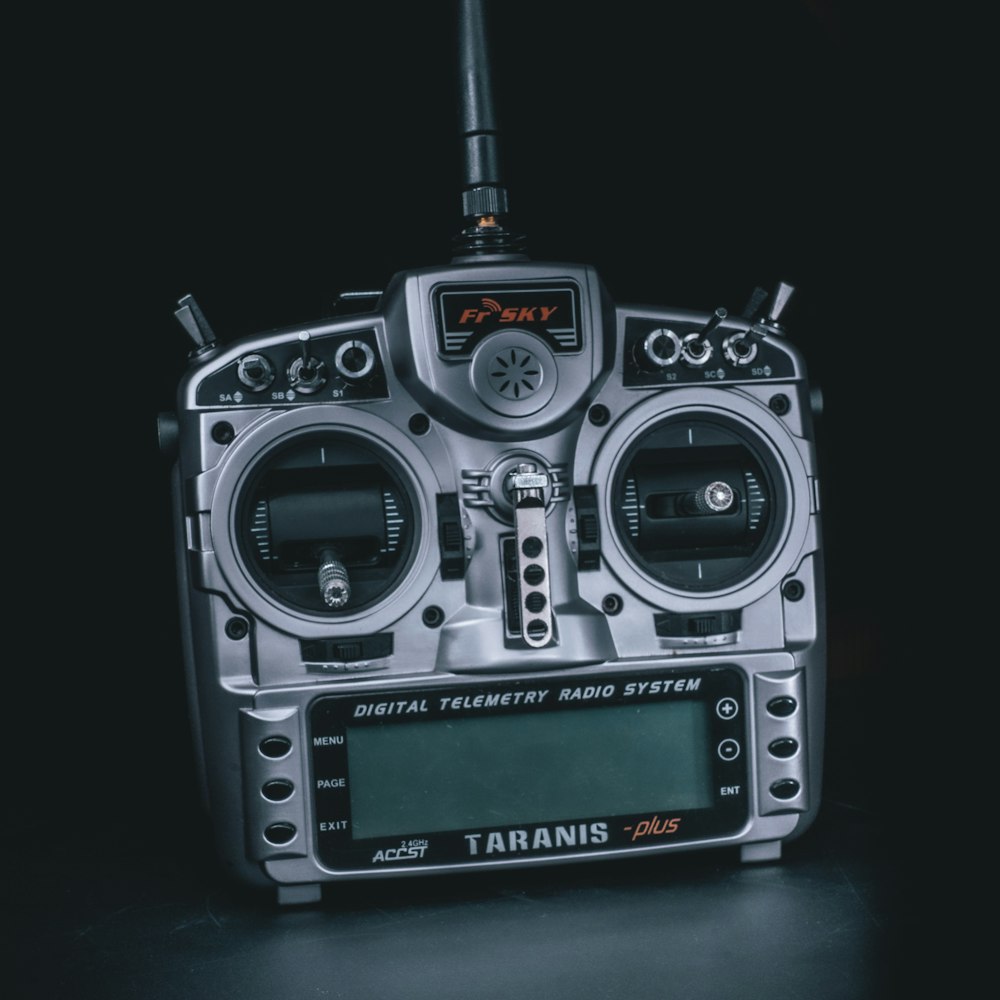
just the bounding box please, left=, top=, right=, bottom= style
left=259, top=736, right=292, bottom=759
left=768, top=737, right=799, bottom=759
left=264, top=822, right=297, bottom=846
left=766, top=696, right=797, bottom=718
left=262, top=779, right=294, bottom=802
left=770, top=778, right=801, bottom=800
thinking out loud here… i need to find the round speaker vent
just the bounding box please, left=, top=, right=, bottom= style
left=469, top=330, right=557, bottom=416
left=488, top=347, right=543, bottom=400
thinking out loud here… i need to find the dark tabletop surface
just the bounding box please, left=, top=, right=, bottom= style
left=15, top=809, right=893, bottom=1000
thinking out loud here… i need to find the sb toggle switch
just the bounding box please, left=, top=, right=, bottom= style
left=288, top=332, right=328, bottom=394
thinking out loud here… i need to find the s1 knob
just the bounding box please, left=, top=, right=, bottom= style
left=334, top=339, right=376, bottom=381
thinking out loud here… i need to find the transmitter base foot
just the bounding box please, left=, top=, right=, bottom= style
left=741, top=841, right=782, bottom=864
left=277, top=883, right=323, bottom=906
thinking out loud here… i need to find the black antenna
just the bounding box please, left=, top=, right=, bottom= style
left=453, top=0, right=526, bottom=259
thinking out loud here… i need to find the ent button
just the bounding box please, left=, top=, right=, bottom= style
left=770, top=778, right=801, bottom=800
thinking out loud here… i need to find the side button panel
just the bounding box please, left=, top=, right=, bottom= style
left=754, top=670, right=809, bottom=816
left=240, top=707, right=309, bottom=862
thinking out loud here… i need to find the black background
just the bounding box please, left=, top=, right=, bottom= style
left=14, top=1, right=943, bottom=996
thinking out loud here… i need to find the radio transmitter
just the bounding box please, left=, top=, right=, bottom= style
left=160, top=1, right=825, bottom=904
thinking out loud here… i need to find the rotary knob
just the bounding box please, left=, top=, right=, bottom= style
left=641, top=328, right=682, bottom=369
left=334, top=339, right=376, bottom=381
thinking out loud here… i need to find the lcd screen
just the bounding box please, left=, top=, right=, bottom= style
left=347, top=699, right=712, bottom=839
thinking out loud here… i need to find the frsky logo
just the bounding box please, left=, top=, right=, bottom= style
left=458, top=298, right=560, bottom=325
left=438, top=285, right=580, bottom=356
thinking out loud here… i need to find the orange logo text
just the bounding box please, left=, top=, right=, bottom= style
left=458, top=304, right=558, bottom=324
left=624, top=815, right=682, bottom=842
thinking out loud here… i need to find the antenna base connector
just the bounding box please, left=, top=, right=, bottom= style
left=452, top=211, right=527, bottom=260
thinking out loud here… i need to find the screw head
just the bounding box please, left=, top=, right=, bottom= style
left=601, top=594, right=623, bottom=615
left=212, top=422, right=235, bottom=444
left=588, top=404, right=610, bottom=426
left=422, top=606, right=444, bottom=628
left=225, top=617, right=249, bottom=639
left=768, top=394, right=790, bottom=416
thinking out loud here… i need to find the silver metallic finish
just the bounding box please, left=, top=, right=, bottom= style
left=753, top=670, right=809, bottom=816
left=642, top=328, right=682, bottom=367
left=509, top=470, right=547, bottom=490
left=767, top=282, right=795, bottom=325
left=169, top=258, right=824, bottom=899
left=587, top=388, right=812, bottom=610
left=461, top=454, right=568, bottom=520
left=695, top=481, right=736, bottom=514
left=699, top=307, right=727, bottom=338
left=237, top=353, right=276, bottom=392
left=334, top=339, right=376, bottom=380
left=658, top=629, right=739, bottom=649
left=722, top=331, right=759, bottom=367
left=318, top=551, right=351, bottom=609
left=680, top=332, right=714, bottom=367
left=287, top=355, right=328, bottom=393
left=509, top=463, right=554, bottom=648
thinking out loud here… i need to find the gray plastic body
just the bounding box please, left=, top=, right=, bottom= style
left=170, top=260, right=825, bottom=898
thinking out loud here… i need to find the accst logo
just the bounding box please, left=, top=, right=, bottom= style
left=371, top=839, right=429, bottom=864
left=623, top=815, right=682, bottom=842
left=458, top=297, right=559, bottom=325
